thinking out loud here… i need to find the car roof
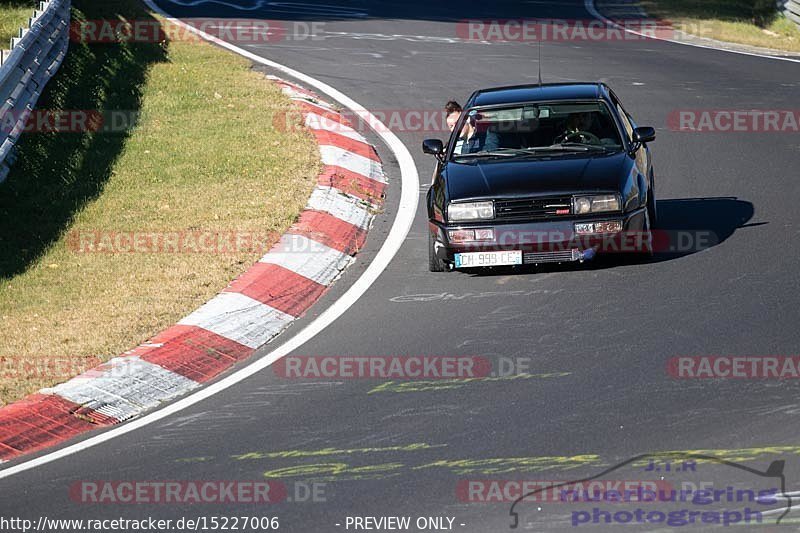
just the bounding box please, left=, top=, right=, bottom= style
left=469, top=83, right=607, bottom=108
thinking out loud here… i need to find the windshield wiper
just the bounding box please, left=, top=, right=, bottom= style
left=550, top=142, right=612, bottom=152
left=452, top=144, right=614, bottom=160
left=452, top=149, right=521, bottom=159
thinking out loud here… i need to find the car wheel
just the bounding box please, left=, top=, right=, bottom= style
left=428, top=232, right=448, bottom=272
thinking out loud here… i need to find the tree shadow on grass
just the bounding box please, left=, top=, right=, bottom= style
left=0, top=0, right=168, bottom=279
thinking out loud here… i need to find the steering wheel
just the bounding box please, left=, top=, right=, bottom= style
left=554, top=130, right=602, bottom=145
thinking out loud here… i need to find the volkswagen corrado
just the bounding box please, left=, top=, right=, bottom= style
left=423, top=82, right=657, bottom=272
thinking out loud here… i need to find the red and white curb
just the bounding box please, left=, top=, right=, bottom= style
left=0, top=77, right=386, bottom=463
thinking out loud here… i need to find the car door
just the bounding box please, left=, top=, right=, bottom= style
left=609, top=90, right=652, bottom=206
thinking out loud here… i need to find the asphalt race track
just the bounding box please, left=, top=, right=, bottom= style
left=2, top=1, right=800, bottom=531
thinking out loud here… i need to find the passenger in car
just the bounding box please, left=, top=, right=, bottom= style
left=446, top=101, right=471, bottom=154
left=445, top=101, right=462, bottom=131
left=449, top=109, right=488, bottom=154
left=484, top=116, right=540, bottom=151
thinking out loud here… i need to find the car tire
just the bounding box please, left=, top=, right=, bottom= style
left=428, top=232, right=448, bottom=272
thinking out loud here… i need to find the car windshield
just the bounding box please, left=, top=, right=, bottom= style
left=451, top=100, right=623, bottom=159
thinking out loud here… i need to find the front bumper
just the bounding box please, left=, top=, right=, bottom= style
left=430, top=209, right=647, bottom=267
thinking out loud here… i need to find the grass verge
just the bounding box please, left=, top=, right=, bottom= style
left=0, top=0, right=37, bottom=46
left=0, top=0, right=319, bottom=405
left=641, top=0, right=800, bottom=52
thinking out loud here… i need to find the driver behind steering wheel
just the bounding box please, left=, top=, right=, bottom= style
left=554, top=111, right=600, bottom=145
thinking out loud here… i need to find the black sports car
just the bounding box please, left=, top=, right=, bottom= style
left=423, top=82, right=657, bottom=272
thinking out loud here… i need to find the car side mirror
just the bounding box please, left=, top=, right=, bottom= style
left=633, top=126, right=656, bottom=143
left=422, top=139, right=444, bottom=159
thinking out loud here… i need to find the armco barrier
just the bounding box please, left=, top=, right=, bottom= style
left=779, top=0, right=800, bottom=28
left=0, top=0, right=71, bottom=183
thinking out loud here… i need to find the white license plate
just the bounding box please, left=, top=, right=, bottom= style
left=454, top=250, right=522, bottom=268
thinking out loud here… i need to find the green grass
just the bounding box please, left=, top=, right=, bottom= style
left=0, top=0, right=37, bottom=46
left=0, top=0, right=319, bottom=404
left=643, top=0, right=776, bottom=23
left=641, top=0, right=800, bottom=51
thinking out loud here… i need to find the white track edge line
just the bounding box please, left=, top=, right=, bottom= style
left=585, top=0, right=800, bottom=64
left=0, top=0, right=420, bottom=480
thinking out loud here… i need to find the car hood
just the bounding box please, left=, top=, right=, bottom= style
left=444, top=152, right=629, bottom=201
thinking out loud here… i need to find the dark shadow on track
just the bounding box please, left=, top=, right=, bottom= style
left=152, top=0, right=593, bottom=23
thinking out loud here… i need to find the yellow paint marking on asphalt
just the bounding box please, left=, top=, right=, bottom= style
left=366, top=372, right=571, bottom=394
left=257, top=445, right=800, bottom=481
left=260, top=455, right=602, bottom=481
left=234, top=442, right=446, bottom=461
left=631, top=446, right=800, bottom=466
left=263, top=462, right=405, bottom=480
left=412, top=454, right=604, bottom=475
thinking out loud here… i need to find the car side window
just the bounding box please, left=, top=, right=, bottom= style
left=609, top=92, right=634, bottom=142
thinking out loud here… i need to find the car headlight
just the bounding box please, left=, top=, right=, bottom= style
left=448, top=201, right=494, bottom=221
left=573, top=194, right=621, bottom=214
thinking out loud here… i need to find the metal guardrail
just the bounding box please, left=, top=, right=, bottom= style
left=0, top=0, right=70, bottom=183
left=779, top=0, right=800, bottom=28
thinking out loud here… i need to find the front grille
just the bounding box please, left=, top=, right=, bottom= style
left=523, top=249, right=581, bottom=264
left=495, top=196, right=572, bottom=220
